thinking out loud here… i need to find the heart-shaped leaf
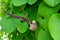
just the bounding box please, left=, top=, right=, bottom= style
left=38, top=29, right=53, bottom=40
left=11, top=0, right=27, bottom=6
left=49, top=14, right=60, bottom=40
left=0, top=18, right=20, bottom=33
left=37, top=15, right=48, bottom=30
left=44, top=0, right=60, bottom=7
left=38, top=2, right=60, bottom=18
left=17, top=22, right=28, bottom=33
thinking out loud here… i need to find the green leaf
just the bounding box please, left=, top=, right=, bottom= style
left=28, top=0, right=37, bottom=5
left=38, top=2, right=60, bottom=18
left=0, top=18, right=20, bottom=33
left=37, top=15, right=48, bottom=31
left=48, top=14, right=60, bottom=40
left=11, top=0, right=27, bottom=6
left=9, top=3, right=26, bottom=12
left=38, top=2, right=60, bottom=30
left=35, top=24, right=41, bottom=39
left=17, top=22, right=28, bottom=33
left=38, top=29, right=53, bottom=40
left=44, top=0, right=60, bottom=7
